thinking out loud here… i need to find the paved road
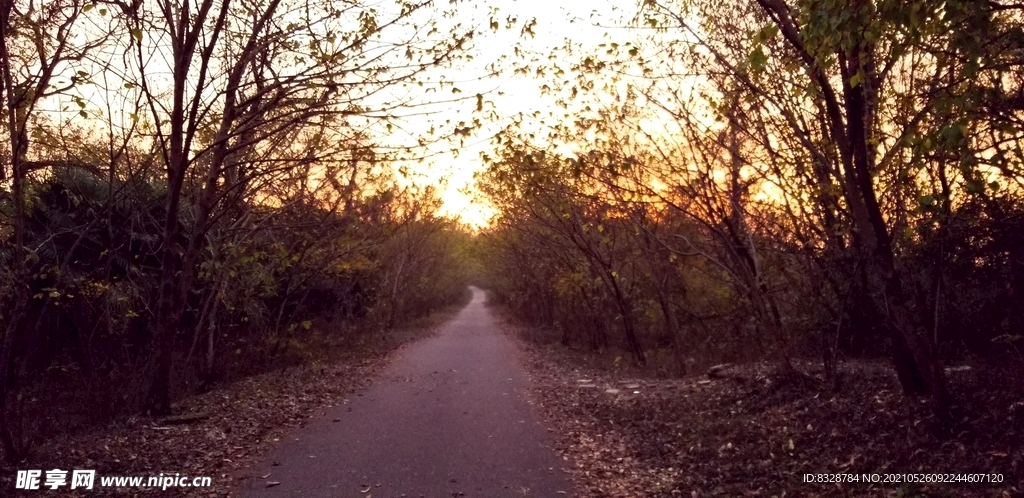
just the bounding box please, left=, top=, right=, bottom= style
left=237, top=287, right=572, bottom=498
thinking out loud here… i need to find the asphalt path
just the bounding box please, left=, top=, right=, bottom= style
left=236, top=287, right=572, bottom=498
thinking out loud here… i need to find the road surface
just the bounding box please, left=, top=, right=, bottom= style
left=236, top=287, right=572, bottom=497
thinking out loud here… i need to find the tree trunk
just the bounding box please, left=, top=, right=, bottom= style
left=147, top=163, right=186, bottom=416
left=843, top=41, right=950, bottom=423
left=609, top=278, right=645, bottom=365
left=0, top=12, right=29, bottom=461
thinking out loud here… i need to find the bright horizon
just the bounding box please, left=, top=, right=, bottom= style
left=15, top=0, right=647, bottom=230
left=406, top=0, right=638, bottom=229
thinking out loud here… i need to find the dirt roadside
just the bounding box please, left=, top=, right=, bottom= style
left=511, top=327, right=1023, bottom=497
left=2, top=306, right=459, bottom=497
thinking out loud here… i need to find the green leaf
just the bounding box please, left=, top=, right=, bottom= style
left=749, top=47, right=768, bottom=70
left=130, top=28, right=143, bottom=43
left=83, top=3, right=93, bottom=12
left=849, top=71, right=862, bottom=87
left=755, top=24, right=779, bottom=43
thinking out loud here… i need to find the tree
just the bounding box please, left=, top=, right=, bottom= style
left=112, top=0, right=478, bottom=414
left=634, top=0, right=1021, bottom=422
left=0, top=0, right=116, bottom=459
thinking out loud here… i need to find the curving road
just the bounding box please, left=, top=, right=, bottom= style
left=236, top=287, right=572, bottom=497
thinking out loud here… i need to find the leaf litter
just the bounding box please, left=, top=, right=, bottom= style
left=513, top=335, right=1024, bottom=497
left=0, top=328, right=438, bottom=497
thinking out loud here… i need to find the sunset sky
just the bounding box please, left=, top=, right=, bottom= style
left=405, top=0, right=636, bottom=228
left=31, top=0, right=641, bottom=229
